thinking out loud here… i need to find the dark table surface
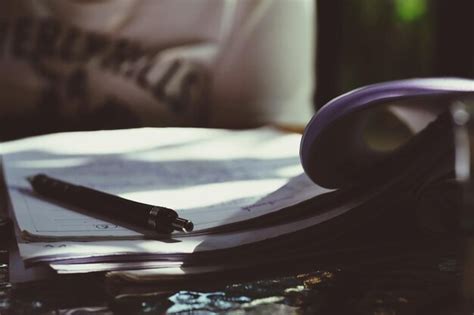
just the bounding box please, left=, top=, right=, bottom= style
left=0, top=237, right=470, bottom=315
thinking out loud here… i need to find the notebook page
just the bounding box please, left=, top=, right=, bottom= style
left=1, top=127, right=328, bottom=240
left=17, top=192, right=364, bottom=264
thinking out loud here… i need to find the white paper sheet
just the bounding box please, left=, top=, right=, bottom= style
left=17, top=192, right=363, bottom=264
left=0, top=127, right=364, bottom=264
left=50, top=261, right=183, bottom=274
left=1, top=127, right=329, bottom=240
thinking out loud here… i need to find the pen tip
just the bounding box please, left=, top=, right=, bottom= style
left=172, top=217, right=194, bottom=233
left=183, top=221, right=194, bottom=233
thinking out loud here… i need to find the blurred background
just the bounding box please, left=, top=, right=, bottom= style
left=0, top=0, right=473, bottom=140
left=316, top=0, right=474, bottom=108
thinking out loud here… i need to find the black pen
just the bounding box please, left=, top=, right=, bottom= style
left=26, top=174, right=193, bottom=234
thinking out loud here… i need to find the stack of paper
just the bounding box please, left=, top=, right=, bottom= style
left=4, top=78, right=471, bottom=285
left=2, top=127, right=362, bottom=283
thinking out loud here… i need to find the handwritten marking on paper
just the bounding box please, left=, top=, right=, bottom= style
left=95, top=224, right=118, bottom=230
left=43, top=244, right=67, bottom=248
left=242, top=196, right=294, bottom=212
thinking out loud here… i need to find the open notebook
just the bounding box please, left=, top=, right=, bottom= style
left=3, top=127, right=360, bottom=265
left=2, top=77, right=474, bottom=274
left=3, top=127, right=331, bottom=240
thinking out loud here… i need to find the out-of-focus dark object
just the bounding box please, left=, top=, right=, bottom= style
left=451, top=100, right=474, bottom=233
left=450, top=100, right=474, bottom=305
left=0, top=217, right=12, bottom=243
left=316, top=0, right=474, bottom=109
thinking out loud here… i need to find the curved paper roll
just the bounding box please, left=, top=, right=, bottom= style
left=300, top=78, right=474, bottom=189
